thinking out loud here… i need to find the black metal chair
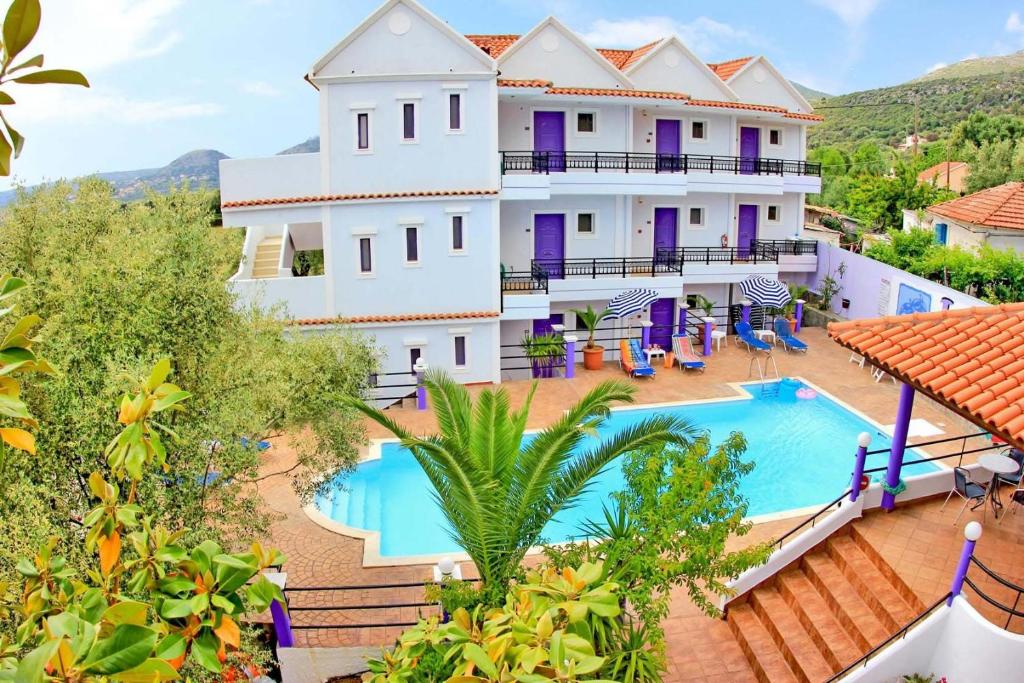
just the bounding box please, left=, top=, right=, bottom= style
left=996, top=448, right=1024, bottom=487
left=941, top=467, right=987, bottom=525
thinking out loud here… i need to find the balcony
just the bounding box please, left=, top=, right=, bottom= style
left=500, top=151, right=821, bottom=176
left=754, top=239, right=819, bottom=273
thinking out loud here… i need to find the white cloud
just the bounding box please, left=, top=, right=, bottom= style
left=240, top=81, right=282, bottom=97
left=32, top=0, right=184, bottom=73
left=809, top=0, right=883, bottom=29
left=10, top=86, right=222, bottom=125
left=926, top=62, right=947, bottom=73
left=1007, top=11, right=1024, bottom=34
left=579, top=16, right=755, bottom=55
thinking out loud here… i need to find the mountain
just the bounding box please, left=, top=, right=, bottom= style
left=912, top=50, right=1024, bottom=83
left=791, top=81, right=831, bottom=101
left=278, top=137, right=320, bottom=154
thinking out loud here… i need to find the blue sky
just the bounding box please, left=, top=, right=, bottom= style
left=6, top=0, right=1024, bottom=190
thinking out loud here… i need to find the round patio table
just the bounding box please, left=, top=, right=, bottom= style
left=978, top=453, right=1019, bottom=516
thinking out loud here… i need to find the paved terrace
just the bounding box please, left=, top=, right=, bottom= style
left=256, top=327, right=1024, bottom=681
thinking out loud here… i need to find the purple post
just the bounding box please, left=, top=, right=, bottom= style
left=881, top=383, right=916, bottom=511
left=564, top=335, right=576, bottom=379
left=270, top=599, right=294, bottom=647
left=640, top=320, right=652, bottom=349
left=740, top=299, right=752, bottom=323
left=941, top=297, right=953, bottom=311
left=677, top=303, right=689, bottom=335
left=794, top=299, right=805, bottom=333
left=849, top=432, right=871, bottom=503
left=702, top=317, right=714, bottom=356
left=948, top=522, right=982, bottom=605
left=414, top=360, right=428, bottom=411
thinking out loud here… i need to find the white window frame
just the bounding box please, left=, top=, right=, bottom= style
left=767, top=127, right=784, bottom=148
left=573, top=108, right=598, bottom=137
left=448, top=327, right=471, bottom=372
left=766, top=204, right=783, bottom=224
left=401, top=223, right=422, bottom=266
left=574, top=210, right=598, bottom=239
left=398, top=98, right=419, bottom=144
left=687, top=206, right=707, bottom=229
left=354, top=234, right=375, bottom=277
left=442, top=83, right=467, bottom=135
left=353, top=110, right=373, bottom=154
left=688, top=118, right=709, bottom=143
left=448, top=214, right=468, bottom=255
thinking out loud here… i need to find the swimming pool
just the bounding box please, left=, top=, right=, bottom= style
left=314, top=379, right=938, bottom=558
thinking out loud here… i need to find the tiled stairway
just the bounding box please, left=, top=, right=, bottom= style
left=251, top=236, right=283, bottom=279
left=726, top=526, right=925, bottom=682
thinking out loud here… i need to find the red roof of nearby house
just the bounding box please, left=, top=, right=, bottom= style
left=222, top=188, right=498, bottom=209
left=917, top=161, right=969, bottom=184
left=928, top=181, right=1024, bottom=231
left=290, top=311, right=500, bottom=326
left=707, top=57, right=754, bottom=81
left=829, top=303, right=1024, bottom=447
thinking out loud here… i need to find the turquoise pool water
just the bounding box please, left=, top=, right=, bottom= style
left=315, top=380, right=937, bottom=557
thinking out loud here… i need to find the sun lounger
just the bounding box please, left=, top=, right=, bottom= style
left=671, top=334, right=705, bottom=372
left=774, top=318, right=808, bottom=352
left=619, top=339, right=655, bottom=378
left=735, top=321, right=772, bottom=352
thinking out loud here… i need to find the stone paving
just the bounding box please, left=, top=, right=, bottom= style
left=254, top=326, right=1019, bottom=681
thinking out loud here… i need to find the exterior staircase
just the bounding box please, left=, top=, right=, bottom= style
left=251, top=236, right=283, bottom=279
left=726, top=525, right=925, bottom=682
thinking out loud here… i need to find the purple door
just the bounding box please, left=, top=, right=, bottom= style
left=739, top=127, right=760, bottom=175
left=532, top=313, right=564, bottom=337
left=534, top=111, right=565, bottom=172
left=656, top=119, right=681, bottom=172
left=534, top=213, right=565, bottom=279
left=653, top=207, right=678, bottom=266
left=649, top=298, right=675, bottom=350
left=737, top=204, right=758, bottom=258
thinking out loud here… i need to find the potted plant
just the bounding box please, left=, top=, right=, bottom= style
left=781, top=283, right=810, bottom=333
left=693, top=295, right=716, bottom=343
left=520, top=332, right=565, bottom=378
left=569, top=305, right=613, bottom=371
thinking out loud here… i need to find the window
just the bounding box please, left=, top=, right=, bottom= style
left=688, top=207, right=705, bottom=227
left=404, top=226, right=419, bottom=264
left=402, top=102, right=416, bottom=141
left=576, top=111, right=596, bottom=135
left=358, top=237, right=373, bottom=273
left=576, top=212, right=595, bottom=236
left=409, top=348, right=422, bottom=373
left=690, top=120, right=707, bottom=141
left=767, top=204, right=782, bottom=223
left=356, top=112, right=371, bottom=151
left=453, top=336, right=467, bottom=368
left=448, top=93, right=462, bottom=131
left=451, top=215, right=465, bottom=252
left=768, top=128, right=782, bottom=146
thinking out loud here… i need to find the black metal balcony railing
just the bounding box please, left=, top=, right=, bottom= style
left=500, top=151, right=821, bottom=177
left=751, top=239, right=819, bottom=255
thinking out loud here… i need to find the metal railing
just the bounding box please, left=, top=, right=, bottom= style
left=861, top=431, right=997, bottom=474
left=773, top=489, right=852, bottom=550
left=751, top=238, right=819, bottom=255
left=500, top=150, right=821, bottom=177
left=826, top=592, right=952, bottom=682
left=964, top=556, right=1024, bottom=630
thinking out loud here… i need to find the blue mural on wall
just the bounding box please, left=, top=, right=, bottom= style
left=896, top=283, right=932, bottom=315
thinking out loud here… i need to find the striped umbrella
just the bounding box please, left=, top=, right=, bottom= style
left=739, top=275, right=791, bottom=309
left=608, top=288, right=660, bottom=319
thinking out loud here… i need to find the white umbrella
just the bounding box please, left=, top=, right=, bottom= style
left=738, top=276, right=791, bottom=309
left=607, top=288, right=659, bottom=319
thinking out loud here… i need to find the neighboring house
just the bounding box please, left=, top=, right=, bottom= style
left=218, top=0, right=823, bottom=388
left=802, top=222, right=842, bottom=248
left=917, top=161, right=969, bottom=194
left=897, top=133, right=923, bottom=151
left=912, top=181, right=1024, bottom=250
left=805, top=204, right=861, bottom=233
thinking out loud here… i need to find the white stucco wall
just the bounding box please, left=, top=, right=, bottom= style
left=627, top=42, right=736, bottom=101
left=499, top=23, right=626, bottom=89
left=733, top=192, right=802, bottom=241
left=631, top=108, right=733, bottom=157
left=363, top=319, right=499, bottom=383
left=500, top=196, right=621, bottom=271
left=729, top=60, right=808, bottom=113
left=498, top=100, right=630, bottom=153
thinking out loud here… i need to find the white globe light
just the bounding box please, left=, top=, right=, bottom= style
left=438, top=557, right=456, bottom=576
left=858, top=432, right=872, bottom=448
left=964, top=521, right=983, bottom=541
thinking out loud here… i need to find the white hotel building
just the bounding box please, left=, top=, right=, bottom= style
left=219, top=0, right=823, bottom=388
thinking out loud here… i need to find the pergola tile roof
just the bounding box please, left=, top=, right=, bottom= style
left=828, top=303, right=1024, bottom=447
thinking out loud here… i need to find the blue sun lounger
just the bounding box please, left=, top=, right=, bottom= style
left=626, top=339, right=656, bottom=378
left=735, top=321, right=772, bottom=352
left=774, top=318, right=808, bottom=352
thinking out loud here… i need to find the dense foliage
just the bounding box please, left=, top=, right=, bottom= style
left=0, top=179, right=375, bottom=608
left=348, top=373, right=695, bottom=602
left=866, top=228, right=1024, bottom=303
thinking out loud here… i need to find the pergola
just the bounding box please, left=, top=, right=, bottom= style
left=829, top=302, right=1024, bottom=509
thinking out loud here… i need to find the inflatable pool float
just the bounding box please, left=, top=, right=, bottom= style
left=796, top=387, right=818, bottom=400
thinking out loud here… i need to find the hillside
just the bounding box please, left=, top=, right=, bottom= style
left=912, top=50, right=1024, bottom=83
left=792, top=81, right=831, bottom=101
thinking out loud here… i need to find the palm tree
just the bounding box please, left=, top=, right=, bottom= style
left=346, top=372, right=695, bottom=591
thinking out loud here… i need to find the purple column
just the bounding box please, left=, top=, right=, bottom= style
left=640, top=320, right=652, bottom=349
left=948, top=522, right=982, bottom=605
left=941, top=297, right=953, bottom=311
left=702, top=317, right=714, bottom=356
left=677, top=303, right=689, bottom=335
left=849, top=432, right=871, bottom=503
left=414, top=360, right=428, bottom=411
left=881, top=383, right=916, bottom=511
left=564, top=335, right=576, bottom=379
left=740, top=299, right=752, bottom=323
left=270, top=599, right=294, bottom=647
left=794, top=299, right=805, bottom=333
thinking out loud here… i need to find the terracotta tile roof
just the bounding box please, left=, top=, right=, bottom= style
left=465, top=34, right=519, bottom=58
left=917, top=161, right=969, bottom=183
left=707, top=57, right=754, bottom=81
left=546, top=86, right=688, bottom=100
left=290, top=311, right=500, bottom=326
left=497, top=79, right=552, bottom=88
left=597, top=40, right=662, bottom=70
left=684, top=98, right=786, bottom=113
left=928, top=181, right=1024, bottom=231
left=222, top=189, right=498, bottom=209
left=828, top=303, right=1024, bottom=447
left=784, top=111, right=824, bottom=121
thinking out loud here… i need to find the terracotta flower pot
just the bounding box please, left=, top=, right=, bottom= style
left=582, top=345, right=604, bottom=370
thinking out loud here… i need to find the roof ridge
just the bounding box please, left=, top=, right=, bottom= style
left=929, top=180, right=1024, bottom=226
left=828, top=302, right=1024, bottom=333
